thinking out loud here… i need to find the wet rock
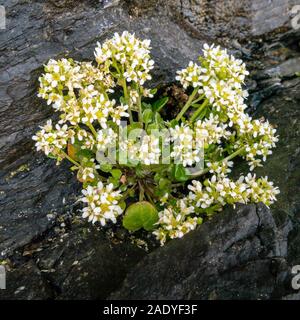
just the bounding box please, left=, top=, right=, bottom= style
left=0, top=224, right=146, bottom=300
left=0, top=260, right=53, bottom=300
left=110, top=203, right=289, bottom=299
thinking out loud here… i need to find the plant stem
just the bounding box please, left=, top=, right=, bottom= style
left=61, top=150, right=80, bottom=167
left=190, top=146, right=246, bottom=178
left=138, top=181, right=144, bottom=201
left=191, top=93, right=205, bottom=105
left=121, top=79, right=133, bottom=123
left=175, top=87, right=199, bottom=122
left=87, top=123, right=97, bottom=137
left=171, top=182, right=185, bottom=187
left=145, top=192, right=155, bottom=205
left=120, top=183, right=137, bottom=201
left=190, top=99, right=209, bottom=122
left=137, top=90, right=143, bottom=124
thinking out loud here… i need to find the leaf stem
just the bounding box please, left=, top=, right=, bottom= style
left=137, top=90, right=143, bottom=124
left=175, top=87, right=199, bottom=122
left=190, top=99, right=209, bottom=122
left=87, top=123, right=98, bottom=137
left=61, top=150, right=81, bottom=167
left=190, top=146, right=246, bottom=178
left=138, top=181, right=144, bottom=201
left=121, top=79, right=133, bottom=123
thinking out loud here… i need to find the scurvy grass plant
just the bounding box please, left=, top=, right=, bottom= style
left=33, top=32, right=279, bottom=245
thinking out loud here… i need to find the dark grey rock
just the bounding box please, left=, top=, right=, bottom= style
left=0, top=260, right=53, bottom=300
left=110, top=204, right=291, bottom=300
left=0, top=224, right=146, bottom=300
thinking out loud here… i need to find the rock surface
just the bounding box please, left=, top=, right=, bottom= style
left=0, top=0, right=300, bottom=299
left=111, top=203, right=290, bottom=299
left=0, top=223, right=146, bottom=299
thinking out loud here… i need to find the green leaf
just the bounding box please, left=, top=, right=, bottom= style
left=191, top=103, right=202, bottom=108
left=76, top=149, right=94, bottom=160
left=152, top=97, right=168, bottom=112
left=146, top=123, right=159, bottom=134
left=153, top=112, right=163, bottom=125
left=67, top=141, right=94, bottom=162
left=111, top=169, right=122, bottom=179
left=171, top=164, right=188, bottom=182
left=150, top=88, right=157, bottom=95
left=168, top=119, right=179, bottom=128
left=123, top=201, right=159, bottom=231
left=142, top=109, right=153, bottom=124
left=127, top=122, right=143, bottom=133
left=119, top=201, right=126, bottom=211
left=100, top=163, right=112, bottom=172
left=154, top=177, right=172, bottom=198
left=108, top=176, right=120, bottom=187
left=158, top=177, right=171, bottom=190
left=142, top=102, right=152, bottom=109
left=120, top=96, right=127, bottom=104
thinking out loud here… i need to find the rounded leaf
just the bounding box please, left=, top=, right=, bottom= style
left=123, top=201, right=159, bottom=232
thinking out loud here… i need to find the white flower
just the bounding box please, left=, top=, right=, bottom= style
left=176, top=44, right=250, bottom=117
left=195, top=114, right=231, bottom=146
left=153, top=198, right=199, bottom=246
left=207, top=160, right=233, bottom=176
left=176, top=61, right=206, bottom=90
left=32, top=120, right=73, bottom=157
left=38, top=58, right=83, bottom=104
left=234, top=118, right=279, bottom=168
left=96, top=128, right=117, bottom=152
left=111, top=104, right=129, bottom=125
left=95, top=31, right=154, bottom=86
left=80, top=88, right=115, bottom=128
left=170, top=124, right=201, bottom=167
left=80, top=182, right=123, bottom=225
left=122, top=134, right=161, bottom=165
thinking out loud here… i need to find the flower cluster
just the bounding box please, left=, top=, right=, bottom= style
left=95, top=31, right=154, bottom=86
left=195, top=114, right=231, bottom=146
left=32, top=120, right=74, bottom=162
left=170, top=124, right=201, bottom=167
left=120, top=133, right=161, bottom=166
left=235, top=118, right=279, bottom=170
left=80, top=182, right=123, bottom=225
left=33, top=33, right=279, bottom=247
left=188, top=173, right=279, bottom=210
left=153, top=199, right=201, bottom=246
left=38, top=58, right=82, bottom=105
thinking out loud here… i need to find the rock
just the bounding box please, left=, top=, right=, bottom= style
left=0, top=224, right=146, bottom=299
left=171, top=0, right=299, bottom=40
left=110, top=203, right=290, bottom=299
left=254, top=57, right=300, bottom=80
left=0, top=156, right=80, bottom=257
left=0, top=260, right=53, bottom=300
